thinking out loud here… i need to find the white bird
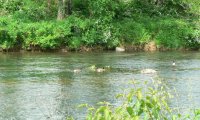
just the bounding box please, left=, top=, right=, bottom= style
left=172, top=61, right=176, bottom=66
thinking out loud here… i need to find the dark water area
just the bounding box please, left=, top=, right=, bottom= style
left=0, top=51, right=200, bottom=119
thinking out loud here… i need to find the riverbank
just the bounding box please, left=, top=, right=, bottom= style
left=0, top=41, right=198, bottom=53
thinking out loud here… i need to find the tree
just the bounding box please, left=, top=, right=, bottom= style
left=66, top=0, right=72, bottom=15
left=57, top=0, right=72, bottom=20
left=57, top=0, right=64, bottom=20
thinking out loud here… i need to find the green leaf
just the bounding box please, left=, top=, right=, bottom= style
left=126, top=106, right=133, bottom=116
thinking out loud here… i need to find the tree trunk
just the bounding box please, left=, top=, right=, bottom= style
left=155, top=0, right=164, bottom=6
left=47, top=0, right=51, bottom=15
left=57, top=0, right=65, bottom=20
left=48, top=0, right=51, bottom=9
left=67, top=0, right=72, bottom=15
left=57, top=0, right=72, bottom=20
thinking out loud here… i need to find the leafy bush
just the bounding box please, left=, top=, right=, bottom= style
left=82, top=19, right=119, bottom=48
left=116, top=15, right=198, bottom=50
left=184, top=20, right=200, bottom=50
left=79, top=79, right=200, bottom=120
left=155, top=18, right=195, bottom=49
left=117, top=18, right=150, bottom=45
left=0, top=17, right=21, bottom=49
left=21, top=20, right=72, bottom=49
left=0, top=17, right=72, bottom=50
left=0, top=0, right=23, bottom=15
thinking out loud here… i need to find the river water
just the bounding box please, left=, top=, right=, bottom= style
left=0, top=51, right=200, bottom=119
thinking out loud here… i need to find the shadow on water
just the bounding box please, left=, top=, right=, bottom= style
left=0, top=51, right=200, bottom=119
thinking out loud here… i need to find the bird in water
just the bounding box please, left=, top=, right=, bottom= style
left=89, top=65, right=108, bottom=72
left=172, top=61, right=176, bottom=66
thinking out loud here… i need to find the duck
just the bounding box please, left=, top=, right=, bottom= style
left=141, top=69, right=157, bottom=74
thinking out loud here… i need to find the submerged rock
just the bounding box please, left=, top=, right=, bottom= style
left=73, top=69, right=81, bottom=73
left=96, top=68, right=106, bottom=72
left=141, top=69, right=157, bottom=74
left=61, top=48, right=68, bottom=53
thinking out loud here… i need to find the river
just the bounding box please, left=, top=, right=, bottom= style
left=0, top=51, right=200, bottom=119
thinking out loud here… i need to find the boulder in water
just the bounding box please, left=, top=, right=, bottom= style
left=73, top=69, right=81, bottom=73
left=116, top=47, right=125, bottom=52
left=141, top=69, right=157, bottom=74
left=96, top=68, right=105, bottom=72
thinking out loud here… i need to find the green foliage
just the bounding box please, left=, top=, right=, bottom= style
left=117, top=19, right=150, bottom=44
left=0, top=17, right=21, bottom=49
left=81, top=0, right=120, bottom=48
left=21, top=20, right=72, bottom=49
left=13, top=0, right=57, bottom=22
left=131, top=0, right=194, bottom=17
left=155, top=18, right=194, bottom=49
left=73, top=0, right=90, bottom=16
left=185, top=19, right=200, bottom=50
left=68, top=37, right=82, bottom=49
left=88, top=0, right=117, bottom=19
left=116, top=15, right=199, bottom=49
left=79, top=79, right=200, bottom=120
left=0, top=0, right=23, bottom=15
left=0, top=17, right=73, bottom=50
left=0, top=0, right=199, bottom=51
left=82, top=19, right=119, bottom=48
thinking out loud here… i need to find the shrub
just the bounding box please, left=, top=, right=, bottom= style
left=0, top=17, right=21, bottom=49
left=21, top=20, right=72, bottom=49
left=79, top=79, right=200, bottom=120
left=155, top=18, right=195, bottom=49
left=116, top=16, right=198, bottom=50
left=0, top=0, right=23, bottom=15
left=117, top=18, right=151, bottom=45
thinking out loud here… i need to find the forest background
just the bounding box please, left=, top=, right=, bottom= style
left=0, top=0, right=199, bottom=51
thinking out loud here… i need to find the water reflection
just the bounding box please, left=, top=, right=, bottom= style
left=0, top=51, right=200, bottom=119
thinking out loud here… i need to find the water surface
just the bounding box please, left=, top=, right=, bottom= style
left=0, top=51, right=200, bottom=119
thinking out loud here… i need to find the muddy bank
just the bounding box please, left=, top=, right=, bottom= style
left=0, top=41, right=198, bottom=53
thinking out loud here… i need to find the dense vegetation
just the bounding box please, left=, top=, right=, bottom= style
left=0, top=0, right=200, bottom=51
